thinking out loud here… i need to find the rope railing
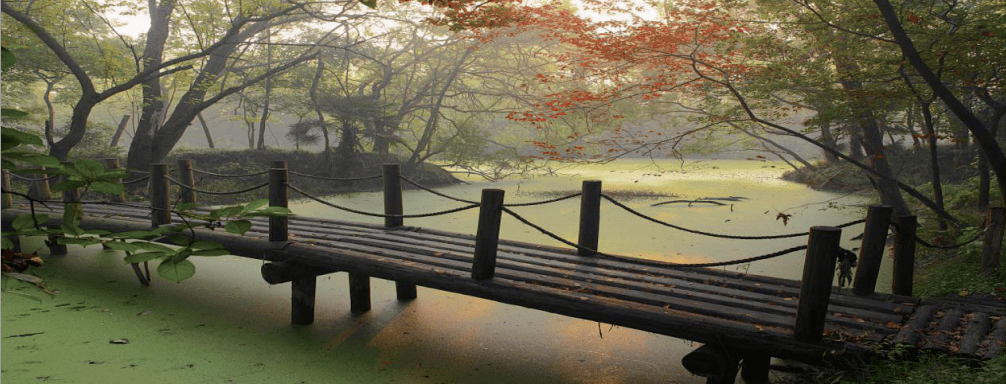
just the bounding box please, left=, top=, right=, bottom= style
left=500, top=205, right=813, bottom=268
left=192, top=169, right=269, bottom=178
left=287, top=183, right=480, bottom=219
left=8, top=173, right=61, bottom=182
left=399, top=175, right=582, bottom=207
left=122, top=175, right=151, bottom=185
left=165, top=176, right=268, bottom=196
left=289, top=170, right=382, bottom=182
left=900, top=223, right=987, bottom=250
left=601, top=193, right=866, bottom=240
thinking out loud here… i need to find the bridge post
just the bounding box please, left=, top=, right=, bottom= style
left=852, top=205, right=893, bottom=296
left=980, top=207, right=1005, bottom=274
left=270, top=160, right=315, bottom=324
left=177, top=159, right=196, bottom=204
left=578, top=180, right=601, bottom=256
left=472, top=189, right=505, bottom=281
left=150, top=163, right=171, bottom=227
left=2, top=170, right=11, bottom=209
left=383, top=164, right=417, bottom=300
left=48, top=162, right=83, bottom=255
left=891, top=215, right=917, bottom=296
left=27, top=166, right=52, bottom=202
left=794, top=226, right=841, bottom=342
left=102, top=159, right=126, bottom=203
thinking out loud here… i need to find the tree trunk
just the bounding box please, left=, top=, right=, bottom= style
left=196, top=113, right=215, bottom=149
left=256, top=28, right=273, bottom=150
left=109, top=115, right=131, bottom=147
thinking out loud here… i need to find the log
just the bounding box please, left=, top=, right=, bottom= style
left=891, top=215, right=917, bottom=296
left=980, top=207, right=1004, bottom=273
left=472, top=189, right=505, bottom=281
left=291, top=276, right=316, bottom=325
left=741, top=353, right=771, bottom=383
left=384, top=163, right=415, bottom=300
left=177, top=159, right=196, bottom=204
left=921, top=308, right=964, bottom=353
left=681, top=344, right=739, bottom=384
left=149, top=163, right=171, bottom=226
left=269, top=161, right=289, bottom=242
left=262, top=261, right=339, bottom=284
left=349, top=273, right=371, bottom=313
left=795, top=226, right=842, bottom=342
left=853, top=205, right=893, bottom=296
left=984, top=317, right=1005, bottom=360
left=893, top=305, right=938, bottom=347
left=958, top=312, right=991, bottom=358
left=577, top=180, right=601, bottom=256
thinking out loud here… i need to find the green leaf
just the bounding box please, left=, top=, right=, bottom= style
left=2, top=236, right=13, bottom=250
left=75, top=159, right=105, bottom=177
left=190, top=241, right=225, bottom=250
left=242, top=206, right=294, bottom=218
left=134, top=242, right=175, bottom=253
left=176, top=202, right=199, bottom=212
left=1, top=46, right=17, bottom=71
left=83, top=229, right=112, bottom=236
left=58, top=237, right=102, bottom=247
left=124, top=252, right=170, bottom=264
left=97, top=170, right=130, bottom=180
left=90, top=181, right=124, bottom=195
left=60, top=222, right=85, bottom=236
left=167, top=234, right=189, bottom=246
left=5, top=152, right=61, bottom=168
left=62, top=202, right=83, bottom=226
left=241, top=199, right=269, bottom=213
left=210, top=205, right=244, bottom=219
left=50, top=180, right=88, bottom=193
left=12, top=213, right=47, bottom=231
left=104, top=242, right=145, bottom=253
left=224, top=220, right=253, bottom=235
left=109, top=231, right=156, bottom=239
left=157, top=259, right=196, bottom=282
left=359, top=0, right=377, bottom=9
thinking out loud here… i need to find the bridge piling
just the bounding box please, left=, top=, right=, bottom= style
left=795, top=226, right=842, bottom=342
left=102, top=159, right=126, bottom=203
left=472, top=189, right=505, bottom=281
left=271, top=160, right=318, bottom=324
left=853, top=205, right=893, bottom=296
left=48, top=162, right=82, bottom=255
left=177, top=159, right=196, bottom=204
left=384, top=163, right=417, bottom=300
left=150, top=163, right=171, bottom=227
left=578, top=180, right=601, bottom=256
left=892, top=215, right=918, bottom=296
left=28, top=166, right=52, bottom=202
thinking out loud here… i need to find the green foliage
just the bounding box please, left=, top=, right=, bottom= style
left=845, top=354, right=1006, bottom=384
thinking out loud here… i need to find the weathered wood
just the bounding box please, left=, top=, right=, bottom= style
left=349, top=273, right=371, bottom=313
left=384, top=164, right=415, bottom=300
left=177, top=159, right=196, bottom=204
left=472, top=189, right=505, bottom=281
left=383, top=164, right=403, bottom=228
left=740, top=353, right=771, bottom=383
left=893, top=305, right=938, bottom=347
left=2, top=170, right=12, bottom=209
left=853, top=205, right=893, bottom=296
left=149, top=163, right=171, bottom=226
left=269, top=161, right=289, bottom=242
left=681, top=344, right=739, bottom=384
left=922, top=309, right=964, bottom=353
left=959, top=312, right=992, bottom=357
left=984, top=317, right=1005, bottom=360
left=102, top=159, right=126, bottom=203
left=48, top=162, right=83, bottom=256
left=291, top=276, right=316, bottom=325
left=27, top=166, right=52, bottom=202
left=262, top=261, right=339, bottom=284
left=980, top=207, right=1005, bottom=273
left=795, top=226, right=842, bottom=342
left=577, top=180, right=602, bottom=256
left=891, top=215, right=918, bottom=296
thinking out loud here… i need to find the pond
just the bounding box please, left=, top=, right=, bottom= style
left=2, top=159, right=884, bottom=383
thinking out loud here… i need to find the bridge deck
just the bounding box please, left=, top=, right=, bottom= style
left=5, top=203, right=1004, bottom=365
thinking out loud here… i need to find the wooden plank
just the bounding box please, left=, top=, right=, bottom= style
left=893, top=305, right=939, bottom=347
left=921, top=309, right=965, bottom=353
left=983, top=317, right=1005, bottom=360
left=958, top=312, right=991, bottom=358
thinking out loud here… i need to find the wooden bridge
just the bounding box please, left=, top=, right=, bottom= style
left=3, top=162, right=1004, bottom=383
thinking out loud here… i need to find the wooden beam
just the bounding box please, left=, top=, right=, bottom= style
left=261, top=261, right=338, bottom=284
left=577, top=180, right=601, bottom=256
left=891, top=215, right=918, bottom=296
left=853, top=205, right=893, bottom=296
left=349, top=273, right=371, bottom=313
left=795, top=226, right=841, bottom=342
left=472, top=189, right=505, bottom=281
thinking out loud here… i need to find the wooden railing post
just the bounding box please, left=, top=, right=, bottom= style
left=28, top=166, right=52, bottom=202
left=2, top=170, right=11, bottom=209
left=50, top=162, right=83, bottom=255
left=383, top=163, right=403, bottom=228
left=268, top=161, right=289, bottom=242
left=102, top=158, right=126, bottom=202
left=980, top=207, right=1005, bottom=274
left=891, top=215, right=918, bottom=296
left=177, top=159, right=196, bottom=204
left=794, top=226, right=841, bottom=342
left=853, top=205, right=893, bottom=296
left=578, top=180, right=602, bottom=256
left=383, top=163, right=417, bottom=300
left=472, top=189, right=505, bottom=281
left=149, top=163, right=171, bottom=227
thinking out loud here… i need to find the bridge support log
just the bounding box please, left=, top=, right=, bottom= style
left=980, top=207, right=1005, bottom=274
left=472, top=189, right=505, bottom=281
left=48, top=162, right=82, bottom=256
left=578, top=180, right=601, bottom=256
left=349, top=273, right=371, bottom=313
left=682, top=344, right=740, bottom=384
left=384, top=163, right=416, bottom=300
left=853, top=205, right=893, bottom=296
left=150, top=163, right=171, bottom=226
left=892, top=215, right=918, bottom=296
left=262, top=261, right=339, bottom=284
left=177, top=159, right=196, bottom=204
left=740, top=353, right=771, bottom=383
left=795, top=226, right=842, bottom=342
left=291, top=276, right=316, bottom=325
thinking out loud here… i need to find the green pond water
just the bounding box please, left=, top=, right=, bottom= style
left=2, top=159, right=886, bottom=383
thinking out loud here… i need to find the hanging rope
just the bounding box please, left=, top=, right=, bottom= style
left=164, top=176, right=268, bottom=195
left=192, top=169, right=269, bottom=178
left=289, top=171, right=382, bottom=181
left=399, top=176, right=478, bottom=204
left=602, top=194, right=865, bottom=240
left=287, top=183, right=480, bottom=219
